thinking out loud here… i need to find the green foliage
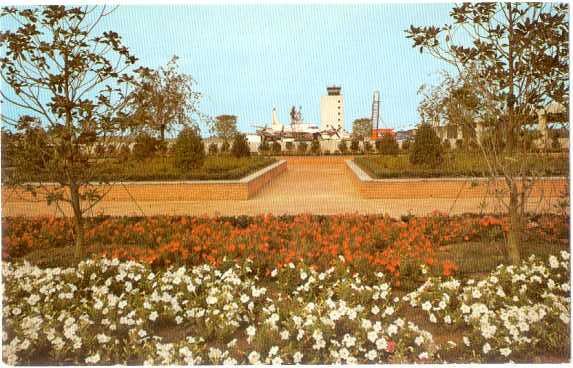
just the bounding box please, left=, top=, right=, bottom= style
left=297, top=141, right=308, bottom=154
left=119, top=144, right=131, bottom=160
left=354, top=152, right=568, bottom=178
left=363, top=141, right=373, bottom=153
left=172, top=128, right=205, bottom=170
left=208, top=142, right=219, bottom=155
left=350, top=138, right=360, bottom=153
left=409, top=124, right=443, bottom=166
left=401, top=139, right=411, bottom=152
left=377, top=133, right=400, bottom=155
left=106, top=144, right=116, bottom=157
left=285, top=141, right=294, bottom=152
left=132, top=133, right=160, bottom=161
left=258, top=140, right=270, bottom=154
left=211, top=115, right=238, bottom=142
left=310, top=139, right=321, bottom=155
left=338, top=140, right=348, bottom=154
left=442, top=140, right=452, bottom=152
left=352, top=118, right=372, bottom=141
left=271, top=141, right=282, bottom=154
left=231, top=134, right=251, bottom=158
left=220, top=140, right=230, bottom=153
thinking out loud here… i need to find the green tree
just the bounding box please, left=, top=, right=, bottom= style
left=208, top=142, right=218, bottom=155
left=258, top=140, right=270, bottom=154
left=338, top=140, right=348, bottom=154
left=377, top=133, right=399, bottom=155
left=407, top=2, right=569, bottom=264
left=271, top=141, right=282, bottom=155
left=310, top=139, right=321, bottom=155
left=127, top=56, right=202, bottom=141
left=409, top=124, right=443, bottom=166
left=172, top=128, right=205, bottom=170
left=231, top=134, right=250, bottom=158
left=350, top=138, right=360, bottom=153
left=297, top=141, right=308, bottom=154
left=352, top=118, right=372, bottom=141
left=211, top=115, right=238, bottom=144
left=131, top=133, right=159, bottom=160
left=0, top=6, right=137, bottom=256
left=401, top=139, right=411, bottom=152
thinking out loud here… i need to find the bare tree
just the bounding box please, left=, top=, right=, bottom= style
left=1, top=5, right=138, bottom=256
left=407, top=2, right=569, bottom=264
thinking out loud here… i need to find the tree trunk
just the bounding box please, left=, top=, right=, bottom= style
left=70, top=183, right=85, bottom=259
left=506, top=182, right=522, bottom=265
left=160, top=125, right=166, bottom=142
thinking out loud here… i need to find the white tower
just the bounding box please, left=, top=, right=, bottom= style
left=320, top=86, right=344, bottom=131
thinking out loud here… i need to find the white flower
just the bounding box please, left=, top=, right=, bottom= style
left=460, top=304, right=470, bottom=314
left=367, top=330, right=378, bottom=343
left=376, top=338, right=387, bottom=351
left=271, top=357, right=283, bottom=365
left=366, top=349, right=377, bottom=361
left=85, top=353, right=100, bottom=364
left=384, top=306, right=395, bottom=316
left=12, top=307, right=21, bottom=316
left=206, top=296, right=218, bottom=305
left=149, top=311, right=158, bottom=321
left=96, top=333, right=111, bottom=344
left=549, top=255, right=560, bottom=269
left=560, top=251, right=569, bottom=260
left=223, top=357, right=238, bottom=365
left=270, top=269, right=278, bottom=277
left=248, top=351, right=260, bottom=364
left=472, top=289, right=482, bottom=299
left=482, top=343, right=491, bottom=354
left=208, top=347, right=222, bottom=362
left=371, top=305, right=380, bottom=315
left=269, top=346, right=279, bottom=356
left=444, top=315, right=452, bottom=324
left=246, top=325, right=256, bottom=337
left=421, top=301, right=432, bottom=311
left=500, top=347, right=512, bottom=357
left=280, top=330, right=290, bottom=340
left=138, top=329, right=147, bottom=338
left=429, top=313, right=437, bottom=323
left=415, top=336, right=423, bottom=346
left=463, top=336, right=470, bottom=346
left=387, top=324, right=398, bottom=336
left=293, top=352, right=303, bottom=364
left=418, top=352, right=429, bottom=360
left=559, top=313, right=570, bottom=324
left=240, top=294, right=250, bottom=303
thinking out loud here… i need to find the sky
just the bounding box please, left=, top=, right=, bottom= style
left=3, top=4, right=457, bottom=136
left=105, top=4, right=457, bottom=134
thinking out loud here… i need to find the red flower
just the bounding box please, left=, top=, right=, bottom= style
left=387, top=340, right=396, bottom=353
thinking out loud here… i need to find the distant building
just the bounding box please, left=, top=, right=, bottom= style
left=320, top=86, right=344, bottom=132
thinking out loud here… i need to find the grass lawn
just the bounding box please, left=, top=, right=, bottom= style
left=354, top=152, right=569, bottom=178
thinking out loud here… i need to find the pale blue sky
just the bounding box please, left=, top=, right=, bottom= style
left=103, top=4, right=455, bottom=134
left=3, top=4, right=456, bottom=136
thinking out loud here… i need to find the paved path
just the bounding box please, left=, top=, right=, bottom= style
left=2, top=156, right=562, bottom=218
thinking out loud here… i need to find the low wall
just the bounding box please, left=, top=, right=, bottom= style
left=2, top=160, right=287, bottom=203
left=346, top=160, right=568, bottom=199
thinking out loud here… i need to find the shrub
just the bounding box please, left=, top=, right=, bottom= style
left=323, top=149, right=331, bottom=155
left=172, top=128, right=205, bottom=170
left=350, top=138, right=360, bottom=153
left=220, top=140, right=230, bottom=153
left=455, top=139, right=463, bottom=150
left=271, top=141, right=282, bottom=154
left=338, top=140, right=348, bottom=154
left=442, top=140, right=452, bottom=152
left=119, top=144, right=131, bottom=160
left=94, top=143, right=106, bottom=157
left=363, top=141, right=373, bottom=153
left=231, top=134, right=251, bottom=158
left=297, top=141, right=308, bottom=154
left=132, top=133, right=159, bottom=160
left=377, top=133, right=399, bottom=155
left=410, top=124, right=443, bottom=166
left=551, top=134, right=561, bottom=151
left=258, top=140, right=270, bottom=154
left=208, top=142, right=219, bottom=155
left=285, top=141, right=294, bottom=152
left=310, top=139, right=321, bottom=155
left=401, top=139, right=411, bottom=152
left=106, top=144, right=116, bottom=157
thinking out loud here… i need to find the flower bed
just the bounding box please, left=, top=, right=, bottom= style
left=3, top=253, right=569, bottom=364
left=3, top=214, right=568, bottom=281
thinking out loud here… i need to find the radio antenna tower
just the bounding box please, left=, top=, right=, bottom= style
left=371, top=91, right=380, bottom=131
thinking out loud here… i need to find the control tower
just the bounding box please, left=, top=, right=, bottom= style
left=320, top=85, right=344, bottom=131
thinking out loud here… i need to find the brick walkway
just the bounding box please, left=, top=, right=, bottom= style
left=2, top=156, right=562, bottom=218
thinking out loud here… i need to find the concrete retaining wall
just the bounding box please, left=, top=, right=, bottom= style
left=346, top=160, right=568, bottom=199
left=3, top=160, right=287, bottom=202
